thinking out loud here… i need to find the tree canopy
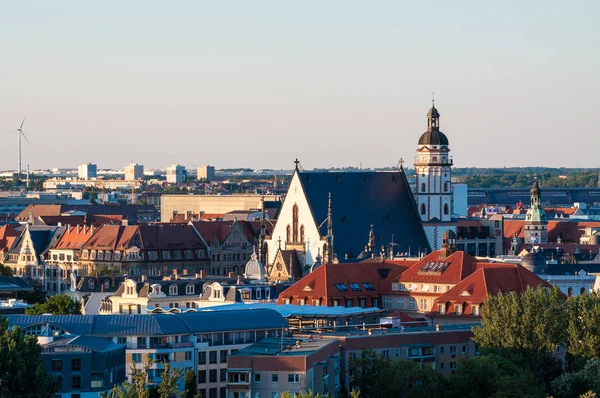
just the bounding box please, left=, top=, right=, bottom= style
left=26, top=294, right=82, bottom=315
left=0, top=317, right=57, bottom=397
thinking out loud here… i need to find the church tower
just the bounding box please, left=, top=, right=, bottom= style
left=524, top=181, right=548, bottom=244
left=415, top=100, right=453, bottom=223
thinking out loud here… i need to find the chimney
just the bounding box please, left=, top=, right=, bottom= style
left=141, top=275, right=146, bottom=282
left=67, top=224, right=72, bottom=234
left=90, top=225, right=94, bottom=234
left=198, top=270, right=205, bottom=279
left=77, top=225, right=81, bottom=234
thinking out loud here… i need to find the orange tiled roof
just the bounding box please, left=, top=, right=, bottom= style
left=398, top=251, right=479, bottom=285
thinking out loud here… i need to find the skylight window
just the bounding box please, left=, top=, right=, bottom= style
left=348, top=283, right=361, bottom=292
left=362, top=282, right=375, bottom=291
left=335, top=283, right=348, bottom=292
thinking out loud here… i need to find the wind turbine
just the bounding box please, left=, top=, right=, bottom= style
left=16, top=116, right=30, bottom=176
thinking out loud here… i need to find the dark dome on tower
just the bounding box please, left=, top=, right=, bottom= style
left=418, top=130, right=449, bottom=146
left=521, top=250, right=547, bottom=274
left=418, top=103, right=449, bottom=146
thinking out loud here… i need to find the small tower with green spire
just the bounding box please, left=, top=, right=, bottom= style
left=524, top=180, right=548, bottom=244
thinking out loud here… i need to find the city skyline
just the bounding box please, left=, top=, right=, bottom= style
left=1, top=1, right=599, bottom=170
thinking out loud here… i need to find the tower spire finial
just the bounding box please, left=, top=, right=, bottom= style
left=326, top=192, right=334, bottom=264
left=431, top=91, right=435, bottom=106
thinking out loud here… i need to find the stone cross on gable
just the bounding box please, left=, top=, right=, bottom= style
left=398, top=158, right=404, bottom=170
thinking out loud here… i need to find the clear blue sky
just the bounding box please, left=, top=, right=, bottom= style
left=1, top=1, right=598, bottom=170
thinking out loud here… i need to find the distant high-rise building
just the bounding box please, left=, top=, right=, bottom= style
left=78, top=163, right=97, bottom=180
left=166, top=164, right=186, bottom=184
left=197, top=165, right=215, bottom=181
left=125, top=163, right=144, bottom=181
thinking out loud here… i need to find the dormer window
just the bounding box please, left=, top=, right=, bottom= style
left=173, top=251, right=182, bottom=260
left=152, top=285, right=161, bottom=295
left=256, top=289, right=262, bottom=299
left=455, top=305, right=463, bottom=315
left=186, top=285, right=195, bottom=295
left=148, top=251, right=158, bottom=261
left=88, top=279, right=95, bottom=290
left=460, top=291, right=470, bottom=296
left=163, top=251, right=171, bottom=261
left=169, top=285, right=178, bottom=295
left=104, top=280, right=110, bottom=290
left=105, top=251, right=112, bottom=261
left=213, top=289, right=221, bottom=299
left=126, top=286, right=135, bottom=295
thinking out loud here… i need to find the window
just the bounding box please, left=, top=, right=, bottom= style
left=148, top=251, right=158, bottom=261
left=137, top=337, right=147, bottom=349
left=420, top=299, right=428, bottom=310
left=362, top=282, right=375, bottom=291
left=271, top=374, right=279, bottom=383
left=163, top=251, right=171, bottom=260
left=52, top=359, right=62, bottom=371
left=440, top=362, right=445, bottom=370
left=254, top=373, right=261, bottom=383
left=359, top=299, right=366, bottom=308
left=434, top=285, right=441, bottom=293
left=455, top=305, right=462, bottom=315
left=421, top=183, right=426, bottom=192
left=71, top=375, right=81, bottom=389
left=174, top=250, right=182, bottom=260
left=444, top=204, right=449, bottom=215
left=72, top=358, right=81, bottom=371
left=117, top=337, right=126, bottom=345
left=450, top=346, right=457, bottom=354
left=132, top=353, right=141, bottom=363
left=220, top=369, right=227, bottom=382
left=288, top=374, right=300, bottom=383
left=346, top=299, right=353, bottom=308
left=409, top=298, right=416, bottom=310
left=335, top=283, right=348, bottom=292
left=450, top=362, right=456, bottom=370
left=440, top=346, right=445, bottom=354
left=438, top=304, right=445, bottom=314
left=220, top=350, right=228, bottom=363
left=185, top=351, right=192, bottom=361
left=209, top=369, right=217, bottom=383
left=169, top=285, right=178, bottom=295
left=198, top=370, right=206, bottom=384
left=186, top=285, right=195, bottom=295
left=348, top=283, right=361, bottom=292
left=209, top=351, right=217, bottom=364
left=462, top=345, right=467, bottom=353
left=198, top=351, right=206, bottom=364
left=472, top=305, right=479, bottom=316
left=444, top=182, right=449, bottom=192
left=292, top=204, right=299, bottom=242
left=420, top=204, right=426, bottom=215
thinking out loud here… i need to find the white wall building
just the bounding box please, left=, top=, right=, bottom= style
left=167, top=164, right=186, bottom=184
left=78, top=163, right=97, bottom=180
left=198, top=165, right=215, bottom=181
left=124, top=163, right=144, bottom=181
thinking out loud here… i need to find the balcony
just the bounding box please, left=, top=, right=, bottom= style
left=414, top=156, right=453, bottom=166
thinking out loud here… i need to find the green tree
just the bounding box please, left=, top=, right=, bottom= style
left=0, top=317, right=58, bottom=397
left=26, top=294, right=82, bottom=315
left=21, top=278, right=47, bottom=304
left=567, top=293, right=600, bottom=362
left=350, top=348, right=445, bottom=398
left=280, top=391, right=328, bottom=398
left=102, top=357, right=185, bottom=398
left=184, top=369, right=198, bottom=398
left=0, top=263, right=13, bottom=276
left=449, top=354, right=545, bottom=398
left=473, top=286, right=566, bottom=384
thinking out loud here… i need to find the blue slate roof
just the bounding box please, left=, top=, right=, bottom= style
left=298, top=170, right=430, bottom=258
left=44, top=335, right=123, bottom=352
left=7, top=308, right=287, bottom=336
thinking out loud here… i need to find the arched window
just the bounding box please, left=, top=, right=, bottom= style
left=444, top=204, right=449, bottom=215
left=300, top=225, right=305, bottom=243
left=286, top=225, right=291, bottom=243
left=444, top=182, right=448, bottom=192
left=292, top=204, right=299, bottom=242
left=421, top=183, right=426, bottom=192
left=420, top=204, right=426, bottom=215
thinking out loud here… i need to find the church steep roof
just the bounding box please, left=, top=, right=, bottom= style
left=298, top=170, right=430, bottom=259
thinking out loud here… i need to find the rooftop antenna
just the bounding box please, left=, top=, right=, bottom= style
left=16, top=116, right=30, bottom=176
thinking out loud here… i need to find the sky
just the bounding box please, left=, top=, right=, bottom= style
left=1, top=1, right=599, bottom=171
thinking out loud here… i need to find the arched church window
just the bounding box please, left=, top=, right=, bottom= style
left=420, top=204, right=426, bottom=215
left=286, top=225, right=291, bottom=243
left=421, top=183, right=426, bottom=192
left=444, top=182, right=448, bottom=192
left=300, top=225, right=305, bottom=243
left=292, top=204, right=299, bottom=242
left=444, top=204, right=449, bottom=215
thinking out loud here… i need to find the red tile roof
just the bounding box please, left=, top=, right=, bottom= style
left=55, top=225, right=95, bottom=249
left=0, top=225, right=20, bottom=254
left=277, top=262, right=400, bottom=306
left=398, top=251, right=479, bottom=285
left=82, top=225, right=140, bottom=251
left=191, top=220, right=269, bottom=244
left=431, top=263, right=552, bottom=315
left=138, top=223, right=207, bottom=250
